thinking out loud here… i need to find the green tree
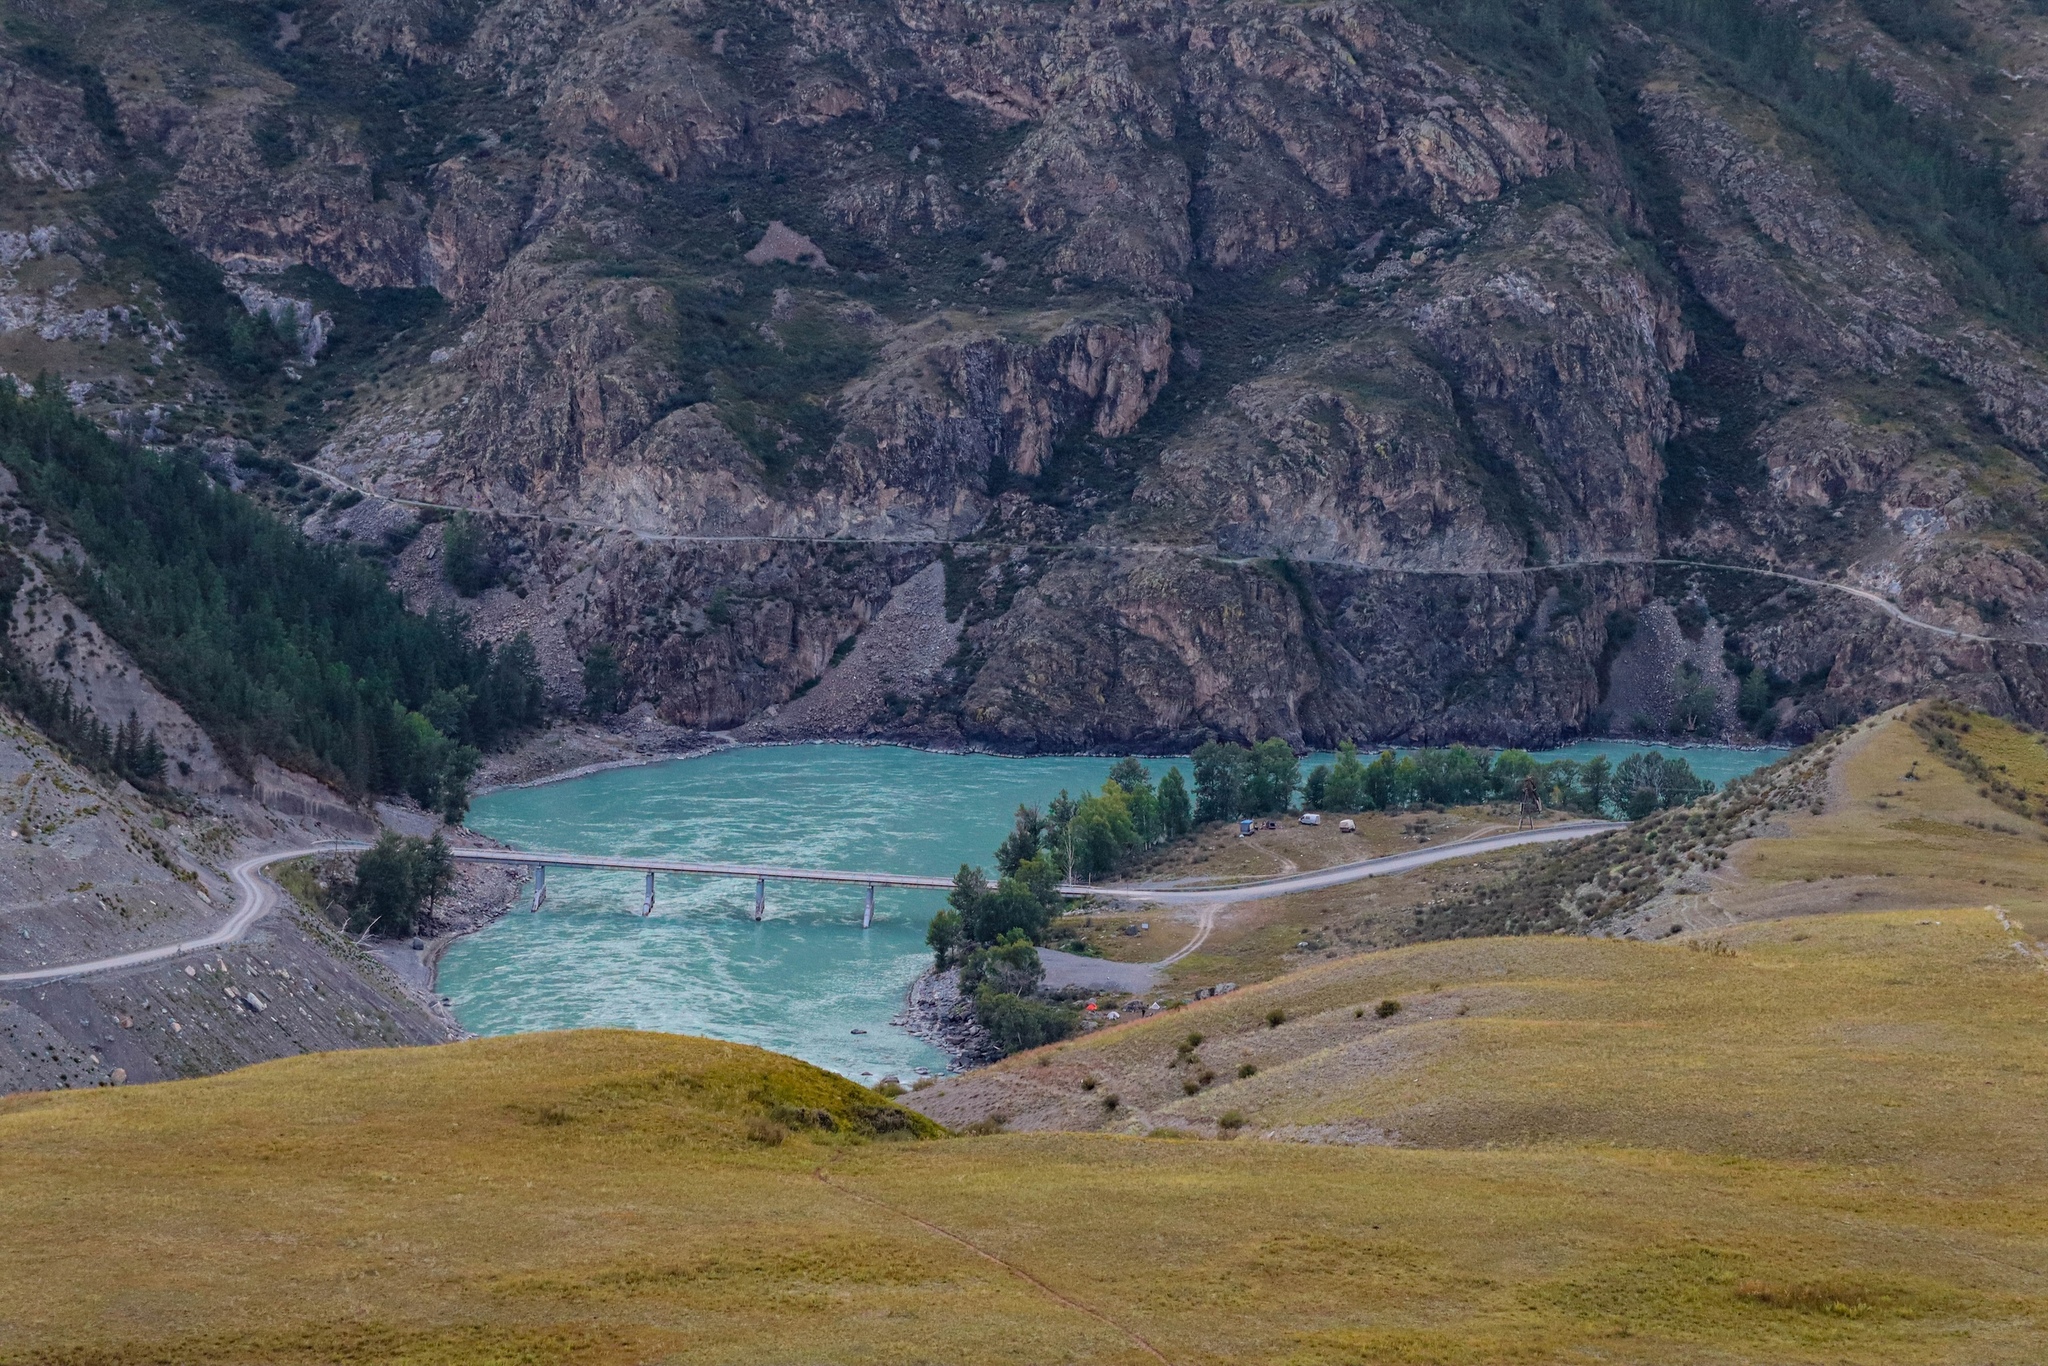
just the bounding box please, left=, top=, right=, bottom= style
left=1303, top=763, right=1330, bottom=810
left=947, top=864, right=987, bottom=927
left=441, top=513, right=502, bottom=597
left=1069, top=785, right=1137, bottom=880
left=1670, top=664, right=1719, bottom=735
left=1044, top=789, right=1077, bottom=877
left=1489, top=749, right=1537, bottom=800
left=1580, top=754, right=1612, bottom=815
left=960, top=929, right=1044, bottom=996
left=1325, top=741, right=1368, bottom=811
left=1191, top=740, right=1248, bottom=822
left=1737, top=667, right=1776, bottom=738
left=344, top=832, right=456, bottom=937
left=1242, top=737, right=1300, bottom=815
left=1157, top=766, right=1191, bottom=839
left=1106, top=757, right=1153, bottom=795
left=971, top=876, right=1056, bottom=943
left=925, top=908, right=962, bottom=969
left=995, top=804, right=1044, bottom=875
left=1412, top=745, right=1485, bottom=805
left=582, top=643, right=626, bottom=718
left=1361, top=749, right=1403, bottom=810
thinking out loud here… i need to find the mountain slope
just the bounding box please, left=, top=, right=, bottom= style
left=8, top=0, right=2048, bottom=746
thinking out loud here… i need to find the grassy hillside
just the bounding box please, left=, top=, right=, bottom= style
left=3, top=710, right=2046, bottom=1365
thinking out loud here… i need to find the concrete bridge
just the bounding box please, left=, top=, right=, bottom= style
left=444, top=846, right=1085, bottom=926
left=446, top=819, right=1623, bottom=925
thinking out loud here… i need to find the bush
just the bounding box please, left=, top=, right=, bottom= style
left=1101, top=1093, right=1120, bottom=1112
left=1238, top=1063, right=1258, bottom=1078
left=1376, top=999, right=1403, bottom=1019
left=972, top=987, right=1079, bottom=1055
left=441, top=513, right=502, bottom=597
left=1217, top=1110, right=1246, bottom=1131
left=960, top=931, right=1044, bottom=997
left=925, top=908, right=962, bottom=969
left=582, top=643, right=627, bottom=718
left=745, top=1118, right=787, bottom=1146
left=1266, top=1008, right=1287, bottom=1028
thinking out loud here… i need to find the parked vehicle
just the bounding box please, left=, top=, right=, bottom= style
left=1239, top=819, right=1255, bottom=836
left=1300, top=813, right=1321, bottom=826
left=1338, top=818, right=1356, bottom=833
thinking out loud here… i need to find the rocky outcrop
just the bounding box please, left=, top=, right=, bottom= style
left=15, top=0, right=2048, bottom=747
left=0, top=56, right=104, bottom=190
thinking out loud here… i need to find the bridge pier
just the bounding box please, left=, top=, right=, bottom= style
left=753, top=876, right=765, bottom=922
left=863, top=884, right=874, bottom=929
left=530, top=863, right=547, bottom=912
left=642, top=870, right=656, bottom=917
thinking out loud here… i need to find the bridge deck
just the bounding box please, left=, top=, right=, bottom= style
left=445, top=847, right=1033, bottom=893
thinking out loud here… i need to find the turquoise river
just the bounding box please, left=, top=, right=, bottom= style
left=443, top=741, right=1787, bottom=1079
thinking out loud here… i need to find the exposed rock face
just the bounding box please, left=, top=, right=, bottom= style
left=0, top=57, right=104, bottom=190
left=15, top=0, right=2048, bottom=747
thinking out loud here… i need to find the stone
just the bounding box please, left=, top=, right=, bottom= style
left=743, top=222, right=830, bottom=270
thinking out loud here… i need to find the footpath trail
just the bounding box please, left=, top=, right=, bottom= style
left=303, top=466, right=2010, bottom=644
left=9, top=823, right=1622, bottom=987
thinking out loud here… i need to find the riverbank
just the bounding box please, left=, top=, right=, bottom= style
left=472, top=712, right=724, bottom=795
left=896, top=966, right=999, bottom=1071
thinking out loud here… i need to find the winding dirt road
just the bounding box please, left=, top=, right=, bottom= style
left=0, top=845, right=353, bottom=987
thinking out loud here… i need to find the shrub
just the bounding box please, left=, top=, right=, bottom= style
left=1376, top=999, right=1403, bottom=1019
left=1101, top=1094, right=1120, bottom=1112
left=1185, top=1031, right=1204, bottom=1049
left=1266, top=1008, right=1286, bottom=1028
left=1217, top=1110, right=1246, bottom=1131
left=441, top=513, right=502, bottom=597
left=1238, top=1063, right=1257, bottom=1078
left=872, top=1080, right=905, bottom=1099
left=1079, top=1075, right=1098, bottom=1092
left=745, top=1118, right=787, bottom=1146
left=1182, top=1080, right=1200, bottom=1095
left=1197, top=1070, right=1215, bottom=1086
left=972, top=987, right=1080, bottom=1055
left=582, top=643, right=627, bottom=718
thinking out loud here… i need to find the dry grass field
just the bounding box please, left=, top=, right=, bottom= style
left=4, top=709, right=2047, bottom=1365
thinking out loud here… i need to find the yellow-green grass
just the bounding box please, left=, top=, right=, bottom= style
left=7, top=907, right=2048, bottom=1364
left=1728, top=708, right=2048, bottom=939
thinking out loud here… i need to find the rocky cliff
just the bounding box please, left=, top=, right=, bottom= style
left=9, top=0, right=2048, bottom=748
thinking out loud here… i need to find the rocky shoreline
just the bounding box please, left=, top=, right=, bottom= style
left=896, top=966, right=1000, bottom=1072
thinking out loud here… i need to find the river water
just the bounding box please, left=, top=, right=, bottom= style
left=443, top=740, right=1787, bottom=1078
